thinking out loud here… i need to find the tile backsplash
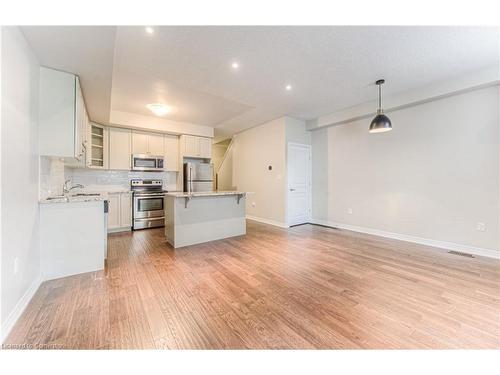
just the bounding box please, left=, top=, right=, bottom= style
left=66, top=167, right=178, bottom=191
left=39, top=156, right=66, bottom=199
left=39, top=155, right=178, bottom=198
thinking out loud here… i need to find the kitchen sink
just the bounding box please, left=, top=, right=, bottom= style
left=71, top=193, right=101, bottom=197
left=45, top=196, right=68, bottom=201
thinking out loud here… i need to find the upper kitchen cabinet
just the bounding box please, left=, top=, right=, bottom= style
left=108, top=127, right=131, bottom=170
left=149, top=133, right=165, bottom=155
left=199, top=137, right=212, bottom=159
left=86, top=123, right=108, bottom=169
left=132, top=131, right=164, bottom=156
left=164, top=134, right=179, bottom=171
left=39, top=67, right=87, bottom=161
left=131, top=131, right=148, bottom=154
left=180, top=135, right=212, bottom=159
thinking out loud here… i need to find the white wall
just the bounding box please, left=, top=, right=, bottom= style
left=311, top=86, right=500, bottom=256
left=232, top=116, right=310, bottom=226
left=286, top=117, right=311, bottom=145
left=1, top=27, right=41, bottom=340
left=233, top=117, right=287, bottom=225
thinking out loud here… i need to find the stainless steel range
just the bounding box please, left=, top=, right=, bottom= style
left=131, top=179, right=167, bottom=230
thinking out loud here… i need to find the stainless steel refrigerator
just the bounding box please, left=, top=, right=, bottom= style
left=183, top=162, right=214, bottom=192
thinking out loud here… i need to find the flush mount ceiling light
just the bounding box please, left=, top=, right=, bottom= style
left=146, top=103, right=170, bottom=116
left=369, top=79, right=392, bottom=133
left=285, top=84, right=292, bottom=91
left=145, top=26, right=154, bottom=34
left=231, top=61, right=239, bottom=69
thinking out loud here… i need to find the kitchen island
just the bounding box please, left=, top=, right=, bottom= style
left=164, top=191, right=247, bottom=248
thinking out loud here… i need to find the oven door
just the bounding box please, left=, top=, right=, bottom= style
left=133, top=195, right=164, bottom=219
left=132, top=154, right=159, bottom=171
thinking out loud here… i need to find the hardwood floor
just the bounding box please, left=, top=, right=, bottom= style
left=4, top=220, right=500, bottom=349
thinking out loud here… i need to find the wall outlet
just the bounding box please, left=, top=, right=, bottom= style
left=251, top=202, right=256, bottom=208
left=347, top=208, right=353, bottom=214
left=476, top=222, right=486, bottom=232
left=14, top=257, right=19, bottom=275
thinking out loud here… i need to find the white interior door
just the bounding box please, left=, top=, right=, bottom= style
left=287, top=143, right=311, bottom=226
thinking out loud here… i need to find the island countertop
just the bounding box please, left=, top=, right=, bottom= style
left=165, top=191, right=246, bottom=198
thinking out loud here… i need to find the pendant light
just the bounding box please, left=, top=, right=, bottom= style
left=369, top=79, right=392, bottom=133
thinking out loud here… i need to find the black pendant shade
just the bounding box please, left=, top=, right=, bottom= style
left=369, top=110, right=392, bottom=133
left=369, top=79, right=392, bottom=133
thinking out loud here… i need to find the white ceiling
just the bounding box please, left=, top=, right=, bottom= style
left=21, top=26, right=117, bottom=125
left=21, top=26, right=499, bottom=137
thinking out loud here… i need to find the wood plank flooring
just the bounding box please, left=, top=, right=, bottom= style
left=4, top=220, right=500, bottom=349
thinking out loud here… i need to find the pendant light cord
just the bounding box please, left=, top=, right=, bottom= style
left=378, top=83, right=382, bottom=110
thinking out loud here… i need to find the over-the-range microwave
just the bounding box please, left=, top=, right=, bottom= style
left=131, top=154, right=164, bottom=172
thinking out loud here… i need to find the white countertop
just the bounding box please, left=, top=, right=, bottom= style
left=41, top=188, right=242, bottom=203
left=39, top=186, right=133, bottom=204
left=165, top=191, right=246, bottom=198
left=80, top=186, right=130, bottom=194
left=39, top=194, right=108, bottom=204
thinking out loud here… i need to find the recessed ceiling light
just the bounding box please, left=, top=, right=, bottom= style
left=231, top=62, right=239, bottom=69
left=146, top=103, right=170, bottom=116
left=145, top=26, right=154, bottom=34
left=285, top=84, right=292, bottom=91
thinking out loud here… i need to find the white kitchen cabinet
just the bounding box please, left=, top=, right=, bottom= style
left=83, top=104, right=90, bottom=149
left=107, top=194, right=121, bottom=230
left=199, top=137, right=212, bottom=159
left=132, top=131, right=164, bottom=156
left=131, top=131, right=149, bottom=154
left=148, top=133, right=165, bottom=155
left=109, top=127, right=131, bottom=170
left=75, top=78, right=85, bottom=154
left=39, top=67, right=87, bottom=161
left=180, top=135, right=212, bottom=159
left=164, top=134, right=179, bottom=171
left=40, top=201, right=105, bottom=281
left=87, top=123, right=108, bottom=169
left=120, top=193, right=132, bottom=227
left=183, top=135, right=198, bottom=157
left=108, top=192, right=132, bottom=232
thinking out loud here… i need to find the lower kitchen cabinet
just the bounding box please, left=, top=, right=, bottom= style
left=40, top=201, right=106, bottom=280
left=108, top=192, right=132, bottom=232
left=120, top=192, right=132, bottom=227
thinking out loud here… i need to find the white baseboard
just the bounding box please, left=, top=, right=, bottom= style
left=108, top=226, right=131, bottom=234
left=246, top=215, right=289, bottom=229
left=1, top=274, right=43, bottom=343
left=310, top=219, right=500, bottom=260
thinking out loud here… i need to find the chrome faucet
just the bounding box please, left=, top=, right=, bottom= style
left=63, top=179, right=84, bottom=195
